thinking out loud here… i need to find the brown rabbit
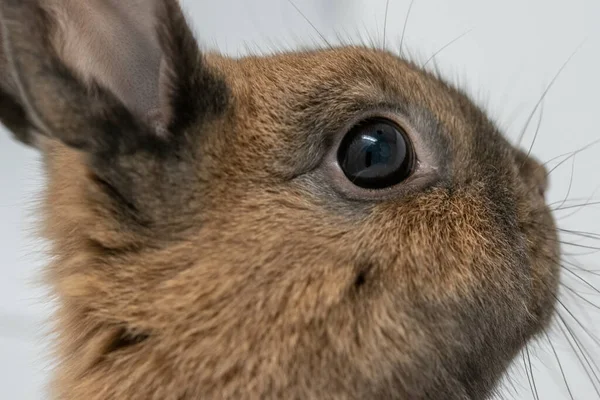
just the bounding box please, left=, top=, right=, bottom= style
left=0, top=0, right=560, bottom=399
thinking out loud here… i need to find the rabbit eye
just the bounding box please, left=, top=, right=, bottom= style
left=337, top=118, right=414, bottom=189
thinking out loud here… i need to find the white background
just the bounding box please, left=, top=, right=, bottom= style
left=1, top=0, right=598, bottom=398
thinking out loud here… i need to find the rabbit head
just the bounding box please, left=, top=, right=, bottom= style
left=0, top=0, right=559, bottom=398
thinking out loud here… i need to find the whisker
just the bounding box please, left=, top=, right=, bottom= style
left=559, top=229, right=600, bottom=244
left=517, top=41, right=585, bottom=146
left=554, top=155, right=577, bottom=212
left=558, top=230, right=599, bottom=248
left=554, top=293, right=600, bottom=394
left=521, top=350, right=536, bottom=400
left=500, top=369, right=520, bottom=400
left=562, top=250, right=600, bottom=257
left=549, top=197, right=600, bottom=207
left=561, top=265, right=600, bottom=295
left=558, top=310, right=600, bottom=385
left=524, top=99, right=545, bottom=160
left=286, top=0, right=331, bottom=48
left=559, top=229, right=600, bottom=238
left=555, top=313, right=600, bottom=396
left=554, top=295, right=600, bottom=347
left=552, top=200, right=600, bottom=212
left=522, top=140, right=599, bottom=201
left=556, top=284, right=591, bottom=328
left=525, top=346, right=540, bottom=400
left=517, top=127, right=599, bottom=208
left=542, top=150, right=580, bottom=169
left=422, top=29, right=473, bottom=68
left=556, top=234, right=589, bottom=247
left=544, top=330, right=574, bottom=400
left=562, top=257, right=600, bottom=276
left=560, top=282, right=600, bottom=310
left=559, top=241, right=600, bottom=252
left=545, top=138, right=600, bottom=177
left=523, top=226, right=599, bottom=249
left=399, top=0, right=416, bottom=56
left=557, top=188, right=600, bottom=221
left=383, top=0, right=391, bottom=50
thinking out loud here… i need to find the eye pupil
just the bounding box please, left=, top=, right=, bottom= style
left=365, top=149, right=373, bottom=168
left=337, top=118, right=414, bottom=189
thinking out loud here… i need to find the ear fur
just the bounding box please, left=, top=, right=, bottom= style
left=0, top=20, right=35, bottom=145
left=0, top=0, right=231, bottom=236
left=0, top=0, right=229, bottom=154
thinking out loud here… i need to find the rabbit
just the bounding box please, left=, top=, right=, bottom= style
left=0, top=0, right=561, bottom=399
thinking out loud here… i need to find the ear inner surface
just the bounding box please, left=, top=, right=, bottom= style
left=48, top=0, right=164, bottom=130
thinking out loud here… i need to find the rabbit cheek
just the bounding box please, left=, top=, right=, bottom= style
left=340, top=188, right=534, bottom=397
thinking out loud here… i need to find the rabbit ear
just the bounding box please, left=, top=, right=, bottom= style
left=0, top=22, right=37, bottom=146
left=0, top=0, right=227, bottom=153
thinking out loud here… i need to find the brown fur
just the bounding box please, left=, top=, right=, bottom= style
left=0, top=1, right=560, bottom=399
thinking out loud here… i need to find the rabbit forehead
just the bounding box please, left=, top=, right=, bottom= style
left=204, top=46, right=512, bottom=186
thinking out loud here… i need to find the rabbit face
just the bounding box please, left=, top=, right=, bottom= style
left=163, top=48, right=559, bottom=398
left=0, top=1, right=559, bottom=399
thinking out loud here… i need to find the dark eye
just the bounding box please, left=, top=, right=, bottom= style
left=337, top=118, right=414, bottom=189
